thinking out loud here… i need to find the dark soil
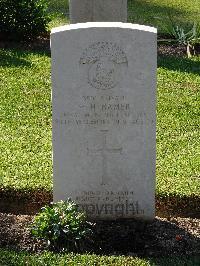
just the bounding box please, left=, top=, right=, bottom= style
left=0, top=213, right=199, bottom=257
left=1, top=35, right=200, bottom=58
left=0, top=34, right=50, bottom=51
left=158, top=44, right=187, bottom=57
left=1, top=188, right=199, bottom=219
left=158, top=43, right=200, bottom=57
left=0, top=189, right=52, bottom=215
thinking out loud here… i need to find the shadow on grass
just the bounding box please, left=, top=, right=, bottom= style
left=0, top=188, right=199, bottom=217
left=128, top=0, right=199, bottom=33
left=0, top=247, right=199, bottom=266
left=0, top=188, right=52, bottom=215
left=149, top=256, right=200, bottom=265
left=0, top=49, right=50, bottom=68
left=0, top=51, right=31, bottom=67
left=156, top=194, right=200, bottom=219
left=47, top=0, right=69, bottom=15
left=158, top=55, right=200, bottom=75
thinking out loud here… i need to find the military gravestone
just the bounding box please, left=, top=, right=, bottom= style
left=51, top=1, right=157, bottom=220
left=69, top=0, right=127, bottom=23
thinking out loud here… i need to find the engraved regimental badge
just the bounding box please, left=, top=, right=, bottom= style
left=80, top=42, right=128, bottom=90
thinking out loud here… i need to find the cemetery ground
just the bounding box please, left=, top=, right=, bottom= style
left=0, top=1, right=200, bottom=265
left=47, top=0, right=200, bottom=31
left=0, top=47, right=199, bottom=265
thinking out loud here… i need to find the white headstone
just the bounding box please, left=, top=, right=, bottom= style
left=69, top=0, right=127, bottom=23
left=51, top=22, right=157, bottom=220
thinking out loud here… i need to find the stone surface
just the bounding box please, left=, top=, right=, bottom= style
left=69, top=0, right=127, bottom=23
left=51, top=22, right=157, bottom=220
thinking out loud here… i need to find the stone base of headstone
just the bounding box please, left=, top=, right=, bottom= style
left=69, top=0, right=127, bottom=23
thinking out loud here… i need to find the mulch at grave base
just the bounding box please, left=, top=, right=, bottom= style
left=0, top=189, right=52, bottom=215
left=0, top=188, right=199, bottom=219
left=0, top=212, right=199, bottom=257
left=0, top=35, right=50, bottom=52
left=158, top=43, right=200, bottom=57
left=1, top=35, right=199, bottom=58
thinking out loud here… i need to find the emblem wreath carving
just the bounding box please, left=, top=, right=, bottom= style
left=80, top=42, right=128, bottom=90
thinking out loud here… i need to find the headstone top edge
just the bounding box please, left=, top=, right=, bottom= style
left=51, top=22, right=157, bottom=35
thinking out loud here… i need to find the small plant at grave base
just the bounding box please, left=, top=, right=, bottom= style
left=31, top=199, right=94, bottom=252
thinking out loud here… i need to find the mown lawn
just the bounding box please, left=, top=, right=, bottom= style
left=0, top=248, right=200, bottom=266
left=0, top=50, right=52, bottom=190
left=48, top=0, right=69, bottom=29
left=157, top=56, right=200, bottom=196
left=128, top=0, right=200, bottom=33
left=47, top=0, right=200, bottom=33
left=0, top=48, right=199, bottom=198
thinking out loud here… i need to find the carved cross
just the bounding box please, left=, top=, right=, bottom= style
left=87, top=130, right=122, bottom=185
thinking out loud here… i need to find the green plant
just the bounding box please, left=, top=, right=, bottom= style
left=171, top=23, right=200, bottom=45
left=0, top=0, right=50, bottom=41
left=31, top=199, right=93, bottom=252
left=159, top=18, right=200, bottom=57
left=172, top=23, right=200, bottom=57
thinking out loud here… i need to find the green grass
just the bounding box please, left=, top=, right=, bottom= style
left=0, top=50, right=52, bottom=191
left=0, top=248, right=200, bottom=266
left=0, top=49, right=199, bottom=198
left=128, top=0, right=200, bottom=33
left=156, top=56, right=200, bottom=196
left=47, top=0, right=69, bottom=29
left=47, top=0, right=200, bottom=34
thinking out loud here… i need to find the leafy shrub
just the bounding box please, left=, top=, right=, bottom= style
left=169, top=22, right=200, bottom=45
left=159, top=17, right=200, bottom=57
left=169, top=23, right=200, bottom=57
left=0, top=0, right=50, bottom=41
left=31, top=199, right=93, bottom=252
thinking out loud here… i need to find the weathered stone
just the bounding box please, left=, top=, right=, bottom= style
left=69, top=0, right=127, bottom=23
left=51, top=22, right=157, bottom=220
